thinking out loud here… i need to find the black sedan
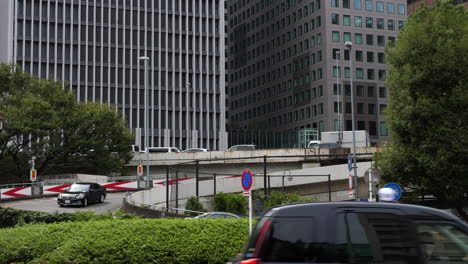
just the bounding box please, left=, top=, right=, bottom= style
left=57, top=182, right=106, bottom=207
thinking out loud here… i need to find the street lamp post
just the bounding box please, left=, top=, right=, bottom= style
left=335, top=50, right=342, bottom=147
left=139, top=56, right=150, bottom=188
left=345, top=41, right=358, bottom=201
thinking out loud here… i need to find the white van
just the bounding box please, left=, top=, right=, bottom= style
left=147, top=147, right=180, bottom=153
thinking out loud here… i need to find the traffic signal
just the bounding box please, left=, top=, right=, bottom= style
left=137, top=165, right=143, bottom=176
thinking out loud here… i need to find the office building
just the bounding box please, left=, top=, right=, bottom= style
left=227, top=0, right=407, bottom=146
left=0, top=0, right=227, bottom=151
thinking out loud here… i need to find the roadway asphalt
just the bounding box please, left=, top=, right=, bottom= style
left=0, top=192, right=126, bottom=214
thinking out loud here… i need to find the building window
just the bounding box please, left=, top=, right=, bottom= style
left=346, top=103, right=352, bottom=114
left=378, top=52, right=385, bottom=63
left=366, top=34, right=374, bottom=45
left=354, top=16, right=362, bottom=27
left=332, top=31, right=340, bottom=42
left=366, top=17, right=373, bottom=28
left=367, top=69, right=375, bottom=80
left=377, top=18, right=384, bottom=29
left=368, top=86, right=376, bottom=97
left=331, top=0, right=339, bottom=7
left=355, top=33, right=363, bottom=44
left=368, top=103, right=376, bottom=114
left=365, top=0, right=373, bottom=11
left=318, top=103, right=324, bottom=114
left=398, top=4, right=405, bottom=15
left=367, top=51, right=374, bottom=62
left=333, top=66, right=341, bottom=77
left=379, top=104, right=387, bottom=114
left=387, top=3, right=395, bottom=13
left=354, top=0, right=362, bottom=9
left=369, top=121, right=377, bottom=135
left=343, top=32, right=351, bottom=43
left=388, top=19, right=395, bottom=30
left=345, top=67, right=350, bottom=78
left=345, top=85, right=351, bottom=96
left=378, top=70, right=386, bottom=81
left=399, top=20, right=405, bottom=30
left=356, top=50, right=363, bottom=61
left=376, top=1, right=384, bottom=12
left=333, top=48, right=340, bottom=59
left=343, top=0, right=351, bottom=8
left=380, top=122, right=388, bottom=136
left=377, top=35, right=385, bottom=46
left=379, top=86, right=387, bottom=98
left=343, top=15, right=351, bottom=26
left=357, top=103, right=365, bottom=114
left=331, top=13, right=340, bottom=24
left=357, top=85, right=365, bottom=96
left=356, top=68, right=364, bottom=79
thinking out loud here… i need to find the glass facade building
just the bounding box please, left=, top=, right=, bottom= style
left=227, top=0, right=406, bottom=146
left=0, top=0, right=227, bottom=151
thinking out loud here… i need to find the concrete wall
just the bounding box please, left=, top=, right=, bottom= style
left=126, top=161, right=373, bottom=211
left=0, top=0, right=14, bottom=63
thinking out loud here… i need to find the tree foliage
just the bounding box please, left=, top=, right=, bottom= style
left=376, top=2, right=468, bottom=218
left=0, top=64, right=133, bottom=183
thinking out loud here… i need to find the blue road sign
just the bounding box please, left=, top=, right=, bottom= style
left=384, top=182, right=402, bottom=201
left=348, top=154, right=352, bottom=172
left=241, top=169, right=253, bottom=191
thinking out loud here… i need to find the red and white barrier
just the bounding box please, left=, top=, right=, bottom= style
left=0, top=187, right=32, bottom=199
left=103, top=181, right=138, bottom=190
left=43, top=184, right=72, bottom=195
left=153, top=177, right=192, bottom=186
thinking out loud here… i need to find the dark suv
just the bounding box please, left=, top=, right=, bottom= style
left=237, top=202, right=468, bottom=264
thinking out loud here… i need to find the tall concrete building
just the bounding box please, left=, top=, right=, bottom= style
left=0, top=0, right=227, bottom=151
left=227, top=0, right=407, bottom=146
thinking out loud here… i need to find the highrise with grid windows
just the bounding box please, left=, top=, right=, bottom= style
left=0, top=0, right=228, bottom=151
left=227, top=0, right=407, bottom=146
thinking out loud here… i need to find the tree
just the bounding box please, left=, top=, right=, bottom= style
left=376, top=2, right=468, bottom=220
left=0, top=64, right=134, bottom=183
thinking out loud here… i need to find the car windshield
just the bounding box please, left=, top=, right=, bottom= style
left=68, top=184, right=90, bottom=192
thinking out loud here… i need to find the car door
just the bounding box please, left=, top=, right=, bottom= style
left=413, top=221, right=468, bottom=263
left=89, top=184, right=99, bottom=202
left=330, top=207, right=422, bottom=264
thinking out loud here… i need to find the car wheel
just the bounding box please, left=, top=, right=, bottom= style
left=99, top=194, right=105, bottom=203
left=82, top=198, right=88, bottom=207
left=59, top=204, right=64, bottom=207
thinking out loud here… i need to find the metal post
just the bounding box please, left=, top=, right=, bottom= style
left=335, top=50, right=343, bottom=147
left=213, top=173, right=217, bottom=195
left=166, top=167, right=169, bottom=211
left=195, top=159, right=199, bottom=197
left=175, top=170, right=179, bottom=213
left=368, top=169, right=373, bottom=202
left=328, top=174, right=332, bottom=202
left=139, top=56, right=150, bottom=189
left=268, top=175, right=271, bottom=195
left=263, top=155, right=267, bottom=196
left=345, top=41, right=359, bottom=201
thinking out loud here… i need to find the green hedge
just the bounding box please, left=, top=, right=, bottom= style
left=0, top=218, right=250, bottom=264
left=0, top=206, right=139, bottom=228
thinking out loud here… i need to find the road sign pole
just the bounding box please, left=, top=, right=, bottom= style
left=249, top=191, right=252, bottom=235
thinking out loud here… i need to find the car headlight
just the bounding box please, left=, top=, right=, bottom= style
left=76, top=193, right=85, bottom=199
left=58, top=194, right=62, bottom=199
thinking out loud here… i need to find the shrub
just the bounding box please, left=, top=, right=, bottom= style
left=0, top=218, right=250, bottom=264
left=0, top=206, right=139, bottom=228
left=256, top=191, right=318, bottom=209
left=185, top=196, right=207, bottom=216
left=213, top=192, right=247, bottom=215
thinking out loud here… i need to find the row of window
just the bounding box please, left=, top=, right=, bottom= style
left=332, top=32, right=395, bottom=46
left=332, top=49, right=386, bottom=64
left=230, top=0, right=321, bottom=30
left=17, top=42, right=221, bottom=73
left=331, top=14, right=405, bottom=30
left=333, top=84, right=387, bottom=98
left=18, top=0, right=221, bottom=22
left=231, top=85, right=324, bottom=111
left=333, top=67, right=387, bottom=81
left=18, top=60, right=221, bottom=91
left=333, top=101, right=387, bottom=115
left=331, top=0, right=406, bottom=15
